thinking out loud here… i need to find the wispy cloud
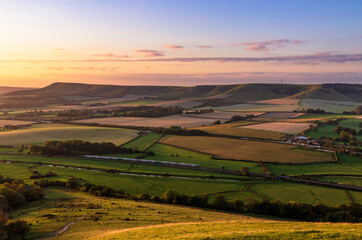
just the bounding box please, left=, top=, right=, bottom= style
left=51, top=48, right=65, bottom=51
left=165, top=45, right=184, bottom=49
left=93, top=53, right=130, bottom=58
left=125, top=52, right=361, bottom=63
left=1, top=52, right=361, bottom=64
left=48, top=67, right=119, bottom=72
left=235, top=39, right=304, bottom=52
left=196, top=45, right=213, bottom=49
left=135, top=49, right=165, bottom=57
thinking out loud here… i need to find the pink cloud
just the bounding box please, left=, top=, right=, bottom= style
left=135, top=49, right=165, bottom=57
left=235, top=39, right=304, bottom=52
left=94, top=53, right=130, bottom=58
left=196, top=45, right=213, bottom=49
left=165, top=45, right=184, bottom=49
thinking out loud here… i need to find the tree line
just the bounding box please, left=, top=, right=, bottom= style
left=0, top=175, right=44, bottom=239
left=57, top=106, right=184, bottom=118
left=28, top=139, right=138, bottom=156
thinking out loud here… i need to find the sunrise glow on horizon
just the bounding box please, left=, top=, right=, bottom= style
left=0, top=0, right=361, bottom=87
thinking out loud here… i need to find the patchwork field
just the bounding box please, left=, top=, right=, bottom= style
left=0, top=119, right=35, bottom=127
left=122, top=132, right=162, bottom=151
left=185, top=111, right=262, bottom=120
left=257, top=112, right=305, bottom=119
left=0, top=123, right=139, bottom=146
left=296, top=113, right=361, bottom=119
left=192, top=122, right=286, bottom=140
left=241, top=122, right=311, bottom=134
left=159, top=136, right=333, bottom=163
left=306, top=119, right=362, bottom=143
left=154, top=99, right=202, bottom=109
left=73, top=114, right=234, bottom=128
left=1, top=154, right=359, bottom=206
left=266, top=154, right=362, bottom=176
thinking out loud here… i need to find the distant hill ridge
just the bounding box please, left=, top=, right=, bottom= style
left=0, top=86, right=36, bottom=95
left=8, top=82, right=362, bottom=103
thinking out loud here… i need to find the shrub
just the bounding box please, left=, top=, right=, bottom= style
left=0, top=187, right=26, bottom=208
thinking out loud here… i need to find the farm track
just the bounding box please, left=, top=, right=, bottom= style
left=44, top=214, right=87, bottom=238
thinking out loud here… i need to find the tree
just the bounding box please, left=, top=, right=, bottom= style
left=231, top=199, right=244, bottom=211
left=7, top=220, right=30, bottom=240
left=163, top=190, right=176, bottom=203
left=213, top=194, right=228, bottom=210
left=0, top=196, right=8, bottom=211
left=66, top=177, right=80, bottom=189
left=0, top=187, right=26, bottom=208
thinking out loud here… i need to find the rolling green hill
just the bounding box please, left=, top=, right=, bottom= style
left=7, top=82, right=362, bottom=107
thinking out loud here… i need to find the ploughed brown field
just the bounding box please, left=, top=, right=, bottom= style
left=0, top=119, right=35, bottom=127
left=159, top=136, right=333, bottom=163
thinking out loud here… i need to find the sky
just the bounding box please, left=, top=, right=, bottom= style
left=0, top=0, right=361, bottom=87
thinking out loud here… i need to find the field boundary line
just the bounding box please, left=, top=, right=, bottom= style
left=144, top=134, right=164, bottom=151
left=119, top=131, right=146, bottom=147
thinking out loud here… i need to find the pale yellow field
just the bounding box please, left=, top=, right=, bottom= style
left=241, top=122, right=311, bottom=134
left=160, top=136, right=333, bottom=163
left=0, top=123, right=138, bottom=145
left=0, top=119, right=35, bottom=127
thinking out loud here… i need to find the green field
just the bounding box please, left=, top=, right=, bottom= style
left=122, top=132, right=162, bottom=151
left=0, top=162, right=246, bottom=197
left=266, top=154, right=362, bottom=176
left=0, top=123, right=139, bottom=146
left=316, top=176, right=362, bottom=187
left=296, top=113, right=360, bottom=119
left=215, top=181, right=361, bottom=206
left=298, top=99, right=361, bottom=113
left=306, top=119, right=362, bottom=143
left=2, top=157, right=361, bottom=206
left=0, top=153, right=243, bottom=179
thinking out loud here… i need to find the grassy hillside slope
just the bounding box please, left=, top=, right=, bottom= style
left=9, top=82, right=361, bottom=105
left=14, top=188, right=361, bottom=240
